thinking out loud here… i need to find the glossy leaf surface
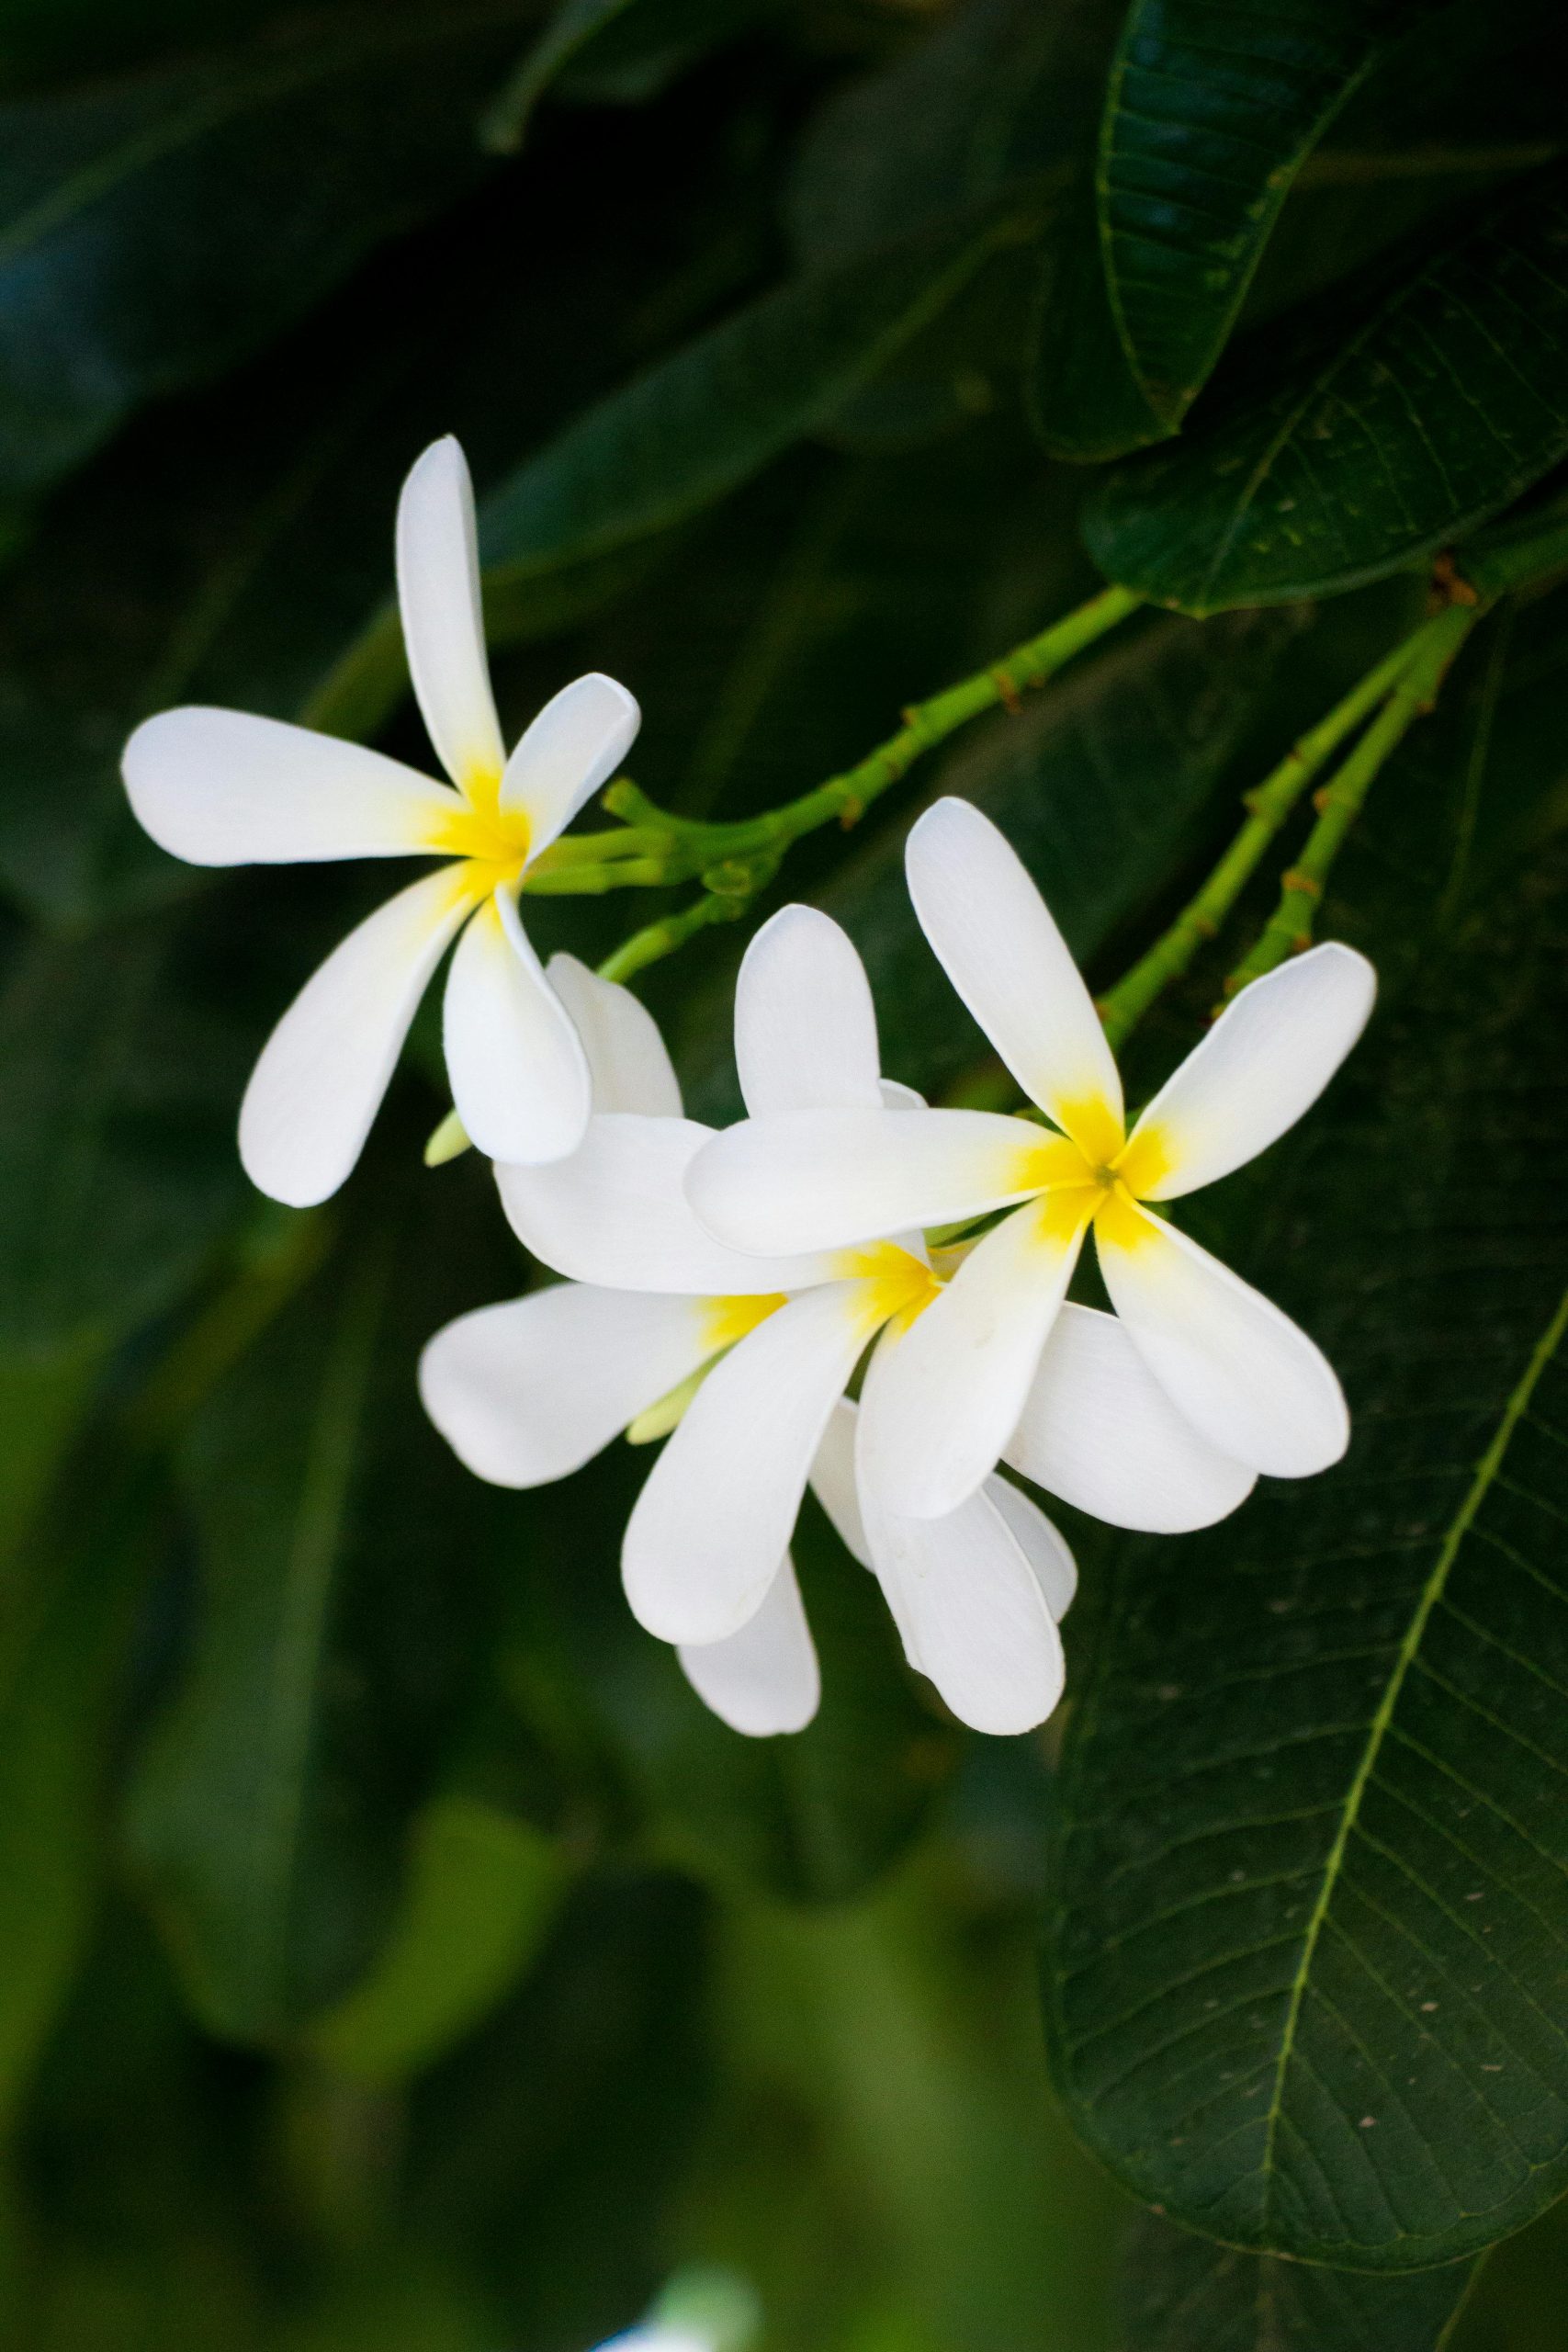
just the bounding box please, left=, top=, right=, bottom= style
left=1086, top=160, right=1568, bottom=612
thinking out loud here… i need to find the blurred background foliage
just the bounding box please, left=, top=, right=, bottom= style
left=2, top=0, right=1568, bottom=2345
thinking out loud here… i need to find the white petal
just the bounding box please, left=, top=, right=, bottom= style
left=547, top=952, right=682, bottom=1117
left=807, top=1396, right=872, bottom=1566
left=239, top=866, right=470, bottom=1206
left=1005, top=1301, right=1256, bottom=1532
left=395, top=436, right=506, bottom=794
left=856, top=1200, right=1088, bottom=1520
left=500, top=1114, right=838, bottom=1295
left=443, top=890, right=591, bottom=1166
left=678, top=1555, right=820, bottom=1736
left=686, top=1105, right=1042, bottom=1256
left=122, top=707, right=460, bottom=867
left=1125, top=944, right=1376, bottom=1202
left=419, top=1286, right=710, bottom=1487
left=734, top=904, right=884, bottom=1117
left=1096, top=1202, right=1349, bottom=1477
left=499, top=672, right=640, bottom=851
left=855, top=1390, right=1065, bottom=1736
left=984, top=1475, right=1077, bottom=1619
left=906, top=797, right=1122, bottom=1153
left=879, top=1079, right=926, bottom=1111
left=623, top=1283, right=871, bottom=1645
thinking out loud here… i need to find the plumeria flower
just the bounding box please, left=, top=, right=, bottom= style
left=121, top=435, right=639, bottom=1204
left=426, top=906, right=1249, bottom=1736
left=687, top=797, right=1373, bottom=1521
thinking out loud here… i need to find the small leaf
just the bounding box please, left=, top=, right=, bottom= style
left=1121, top=2209, right=1476, bottom=2351
left=0, top=4, right=521, bottom=497
left=309, top=1793, right=570, bottom=2085
left=1085, top=158, right=1568, bottom=614
left=1093, top=0, right=1447, bottom=441
left=1040, top=812, right=1568, bottom=2266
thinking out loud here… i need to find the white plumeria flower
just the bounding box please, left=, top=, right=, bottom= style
left=428, top=908, right=1248, bottom=1737
left=121, top=436, right=639, bottom=1204
left=687, top=797, right=1374, bottom=1521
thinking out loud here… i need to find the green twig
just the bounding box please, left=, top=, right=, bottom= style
left=598, top=888, right=747, bottom=987
left=1222, top=601, right=1478, bottom=996
left=526, top=584, right=1143, bottom=912
left=1096, top=618, right=1450, bottom=1052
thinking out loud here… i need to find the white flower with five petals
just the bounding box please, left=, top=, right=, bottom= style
left=687, top=797, right=1373, bottom=1521
left=122, top=436, right=639, bottom=1204
left=424, top=903, right=1251, bottom=1737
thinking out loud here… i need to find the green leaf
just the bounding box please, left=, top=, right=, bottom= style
left=1093, top=0, right=1445, bottom=443
left=307, top=199, right=1042, bottom=741
left=0, top=919, right=248, bottom=1351
left=126, top=1189, right=502, bottom=2045
left=0, top=1454, right=164, bottom=2122
left=1084, top=158, right=1568, bottom=614
left=1121, top=2210, right=1476, bottom=2351
left=0, top=1, right=514, bottom=496
left=406, top=1870, right=711, bottom=2345
left=479, top=0, right=766, bottom=153
left=1040, top=822, right=1568, bottom=2266
left=309, top=1792, right=570, bottom=2084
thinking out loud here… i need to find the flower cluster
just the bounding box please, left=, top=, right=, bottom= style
left=122, top=440, right=1375, bottom=1741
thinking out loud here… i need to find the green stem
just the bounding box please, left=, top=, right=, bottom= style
left=525, top=584, right=1142, bottom=905
left=1222, top=600, right=1477, bottom=995
left=598, top=888, right=744, bottom=986
left=1097, top=618, right=1449, bottom=1051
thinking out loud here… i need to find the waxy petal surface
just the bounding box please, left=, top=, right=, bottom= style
left=498, top=670, right=639, bottom=848
left=420, top=1285, right=710, bottom=1488
left=857, top=1197, right=1088, bottom=1519
left=547, top=951, right=682, bottom=1117
left=239, top=865, right=471, bottom=1207
left=395, top=436, right=506, bottom=795
left=678, top=1555, right=820, bottom=1736
left=1126, top=943, right=1375, bottom=1202
left=121, top=707, right=461, bottom=865
left=501, top=1114, right=837, bottom=1295
left=623, top=1283, right=872, bottom=1645
left=444, top=891, right=591, bottom=1167
left=688, top=1104, right=1041, bottom=1256
left=735, top=904, right=885, bottom=1117
left=1007, top=1301, right=1256, bottom=1532
left=907, top=797, right=1122, bottom=1152
left=1097, top=1200, right=1349, bottom=1477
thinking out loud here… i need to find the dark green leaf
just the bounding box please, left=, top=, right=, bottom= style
left=479, top=0, right=767, bottom=153
left=0, top=919, right=248, bottom=1351
left=407, top=1870, right=710, bottom=2346
left=1085, top=159, right=1568, bottom=614
left=309, top=1792, right=570, bottom=2084
left=1041, top=818, right=1568, bottom=2265
left=1121, top=2209, right=1475, bottom=2350
left=126, top=1190, right=499, bottom=2045
left=1095, top=0, right=1444, bottom=440
left=309, top=199, right=1042, bottom=740
left=0, top=2, right=515, bottom=496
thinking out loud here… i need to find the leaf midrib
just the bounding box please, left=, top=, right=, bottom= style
left=1257, top=1273, right=1568, bottom=2229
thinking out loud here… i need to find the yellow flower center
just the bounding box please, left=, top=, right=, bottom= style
left=1008, top=1099, right=1171, bottom=1250
left=838, top=1240, right=944, bottom=1337
left=422, top=766, right=534, bottom=891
